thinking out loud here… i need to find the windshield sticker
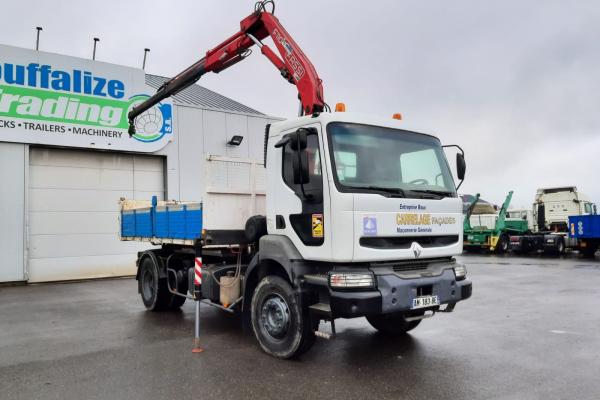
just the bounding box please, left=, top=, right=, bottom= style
left=363, top=216, right=378, bottom=236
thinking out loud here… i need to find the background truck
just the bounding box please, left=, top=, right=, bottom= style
left=463, top=191, right=528, bottom=252
left=569, top=215, right=600, bottom=258
left=509, top=187, right=597, bottom=255
left=121, top=0, right=472, bottom=359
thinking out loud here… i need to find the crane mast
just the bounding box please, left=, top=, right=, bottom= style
left=128, top=1, right=325, bottom=135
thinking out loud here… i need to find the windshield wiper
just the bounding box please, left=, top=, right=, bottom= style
left=408, top=189, right=454, bottom=199
left=355, top=186, right=406, bottom=198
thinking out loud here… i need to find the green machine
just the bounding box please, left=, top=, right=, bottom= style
left=463, top=191, right=528, bottom=253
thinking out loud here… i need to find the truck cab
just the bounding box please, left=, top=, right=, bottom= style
left=265, top=112, right=464, bottom=262
left=534, top=187, right=596, bottom=232
left=240, top=111, right=471, bottom=356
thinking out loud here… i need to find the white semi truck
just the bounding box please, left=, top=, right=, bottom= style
left=509, top=187, right=597, bottom=254
left=121, top=1, right=472, bottom=358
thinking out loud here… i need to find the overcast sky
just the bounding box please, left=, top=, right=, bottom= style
left=2, top=0, right=599, bottom=208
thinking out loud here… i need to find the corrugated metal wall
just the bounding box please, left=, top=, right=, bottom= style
left=27, top=148, right=165, bottom=282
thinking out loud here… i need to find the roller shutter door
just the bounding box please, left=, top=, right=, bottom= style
left=28, top=147, right=164, bottom=282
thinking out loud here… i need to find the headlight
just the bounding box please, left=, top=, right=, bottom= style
left=454, top=264, right=467, bottom=280
left=329, top=272, right=375, bottom=289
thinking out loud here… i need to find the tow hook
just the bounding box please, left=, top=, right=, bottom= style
left=439, top=303, right=456, bottom=313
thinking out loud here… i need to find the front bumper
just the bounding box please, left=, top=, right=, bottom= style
left=328, top=265, right=472, bottom=318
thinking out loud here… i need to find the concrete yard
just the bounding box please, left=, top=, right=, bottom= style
left=1, top=253, right=599, bottom=400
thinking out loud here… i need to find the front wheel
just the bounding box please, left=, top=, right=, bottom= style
left=495, top=234, right=509, bottom=253
left=556, top=238, right=565, bottom=255
left=366, top=312, right=422, bottom=335
left=251, top=275, right=316, bottom=359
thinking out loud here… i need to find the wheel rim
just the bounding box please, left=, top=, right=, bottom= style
left=142, top=268, right=155, bottom=301
left=260, top=294, right=290, bottom=340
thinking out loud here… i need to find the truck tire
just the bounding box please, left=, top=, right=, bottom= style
left=366, top=312, right=422, bottom=335
left=139, top=256, right=186, bottom=311
left=582, top=247, right=597, bottom=258
left=251, top=275, right=316, bottom=359
left=556, top=238, right=565, bottom=255
left=496, top=234, right=509, bottom=253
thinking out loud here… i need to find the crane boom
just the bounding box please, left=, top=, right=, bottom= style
left=128, top=1, right=325, bottom=135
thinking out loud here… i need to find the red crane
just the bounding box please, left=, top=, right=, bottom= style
left=128, top=1, right=326, bottom=135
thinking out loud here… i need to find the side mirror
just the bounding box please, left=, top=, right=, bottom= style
left=443, top=144, right=466, bottom=190
left=456, top=153, right=466, bottom=181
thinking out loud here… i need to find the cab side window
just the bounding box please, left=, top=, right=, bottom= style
left=282, top=132, right=323, bottom=202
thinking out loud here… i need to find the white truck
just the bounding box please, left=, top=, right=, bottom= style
left=121, top=1, right=472, bottom=358
left=509, top=187, right=597, bottom=254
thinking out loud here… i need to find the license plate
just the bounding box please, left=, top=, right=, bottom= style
left=467, top=235, right=474, bottom=240
left=412, top=295, right=439, bottom=309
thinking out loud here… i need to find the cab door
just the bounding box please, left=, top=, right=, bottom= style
left=267, top=123, right=332, bottom=260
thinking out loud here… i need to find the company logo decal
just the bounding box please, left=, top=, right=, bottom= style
left=396, top=213, right=457, bottom=234
left=127, top=95, right=172, bottom=142
left=410, top=242, right=423, bottom=258
left=363, top=216, right=378, bottom=236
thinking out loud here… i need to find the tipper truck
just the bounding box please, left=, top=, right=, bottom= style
left=121, top=0, right=472, bottom=358
left=463, top=191, right=528, bottom=252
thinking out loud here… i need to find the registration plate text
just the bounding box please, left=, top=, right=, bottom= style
left=412, top=295, right=439, bottom=309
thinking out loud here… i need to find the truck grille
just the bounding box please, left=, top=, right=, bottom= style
left=360, top=235, right=459, bottom=250
left=392, top=263, right=428, bottom=273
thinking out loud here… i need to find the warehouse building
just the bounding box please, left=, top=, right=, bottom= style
left=0, top=44, right=278, bottom=283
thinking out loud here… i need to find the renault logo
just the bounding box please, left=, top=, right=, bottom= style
left=410, top=242, right=423, bottom=259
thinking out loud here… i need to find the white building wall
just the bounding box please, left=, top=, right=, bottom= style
left=0, top=143, right=26, bottom=282
left=0, top=104, right=278, bottom=283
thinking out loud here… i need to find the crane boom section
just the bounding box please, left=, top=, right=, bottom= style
left=128, top=7, right=325, bottom=134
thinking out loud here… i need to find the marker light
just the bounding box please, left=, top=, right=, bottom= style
left=335, top=102, right=346, bottom=112
left=392, top=113, right=402, bottom=120
left=329, top=272, right=375, bottom=289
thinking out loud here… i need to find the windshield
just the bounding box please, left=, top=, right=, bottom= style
left=327, top=122, right=456, bottom=198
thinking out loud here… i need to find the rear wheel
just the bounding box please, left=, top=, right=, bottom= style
left=139, top=255, right=186, bottom=311
left=366, top=312, right=422, bottom=335
left=251, top=275, right=316, bottom=359
left=581, top=247, right=598, bottom=258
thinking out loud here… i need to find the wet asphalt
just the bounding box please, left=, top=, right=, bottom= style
left=1, top=253, right=599, bottom=400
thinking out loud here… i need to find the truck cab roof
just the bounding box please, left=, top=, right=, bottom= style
left=269, top=112, right=439, bottom=140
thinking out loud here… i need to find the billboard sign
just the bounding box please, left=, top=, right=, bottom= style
left=0, top=44, right=173, bottom=152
